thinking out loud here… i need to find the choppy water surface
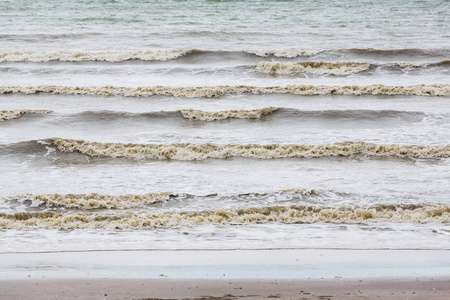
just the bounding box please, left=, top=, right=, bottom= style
left=0, top=0, right=449, bottom=252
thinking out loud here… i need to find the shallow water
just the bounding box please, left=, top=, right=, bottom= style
left=0, top=0, right=449, bottom=251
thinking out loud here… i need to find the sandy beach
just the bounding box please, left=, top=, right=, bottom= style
left=1, top=249, right=449, bottom=299
left=2, top=277, right=450, bottom=299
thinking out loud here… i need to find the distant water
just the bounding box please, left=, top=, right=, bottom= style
left=0, top=0, right=449, bottom=252
left=1, top=0, right=449, bottom=51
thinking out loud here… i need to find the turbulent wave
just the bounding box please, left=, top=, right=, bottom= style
left=50, top=139, right=450, bottom=160
left=1, top=49, right=449, bottom=63
left=0, top=50, right=192, bottom=62
left=0, top=109, right=431, bottom=124
left=1, top=84, right=448, bottom=97
left=179, top=108, right=429, bottom=122
left=0, top=204, right=447, bottom=229
left=255, top=61, right=371, bottom=75
left=180, top=107, right=279, bottom=121
left=3, top=193, right=174, bottom=209
left=0, top=110, right=51, bottom=121
left=2, top=189, right=314, bottom=210
left=245, top=50, right=323, bottom=58
left=254, top=61, right=450, bottom=75
left=342, top=48, right=450, bottom=57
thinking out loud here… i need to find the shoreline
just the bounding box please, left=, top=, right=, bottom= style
left=1, top=249, right=449, bottom=299
left=1, top=277, right=449, bottom=299
left=2, top=249, right=448, bottom=280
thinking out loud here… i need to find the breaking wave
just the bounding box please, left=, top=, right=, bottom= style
left=3, top=193, right=174, bottom=209
left=1, top=204, right=447, bottom=229
left=0, top=49, right=322, bottom=62
left=245, top=50, right=323, bottom=58
left=2, top=189, right=315, bottom=210
left=50, top=138, right=450, bottom=160
left=1, top=84, right=448, bottom=97
left=180, top=107, right=279, bottom=121
left=0, top=109, right=433, bottom=124
left=0, top=110, right=51, bottom=121
left=0, top=50, right=193, bottom=62
left=254, top=61, right=450, bottom=75
left=1, top=49, right=449, bottom=63
left=255, top=61, right=371, bottom=75
left=341, top=48, right=450, bottom=57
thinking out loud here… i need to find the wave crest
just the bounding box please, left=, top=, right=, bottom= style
left=51, top=139, right=450, bottom=160
left=0, top=50, right=192, bottom=62
left=1, top=84, right=448, bottom=97
left=180, top=107, right=278, bottom=121
left=1, top=204, right=447, bottom=229
left=4, top=193, right=174, bottom=209
left=0, top=110, right=51, bottom=121
left=255, top=61, right=370, bottom=75
left=3, top=189, right=315, bottom=210
left=245, top=50, right=322, bottom=58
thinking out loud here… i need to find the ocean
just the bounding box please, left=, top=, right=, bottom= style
left=0, top=0, right=449, bottom=253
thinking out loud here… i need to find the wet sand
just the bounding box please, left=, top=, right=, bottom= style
left=0, top=249, right=449, bottom=299
left=1, top=277, right=449, bottom=299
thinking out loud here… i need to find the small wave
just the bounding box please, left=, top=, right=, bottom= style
left=247, top=48, right=450, bottom=59
left=278, top=109, right=429, bottom=121
left=1, top=84, right=448, bottom=97
left=3, top=193, right=174, bottom=209
left=0, top=50, right=192, bottom=62
left=1, top=204, right=447, bottom=229
left=0, top=110, right=51, bottom=121
left=1, top=109, right=428, bottom=126
left=255, top=61, right=370, bottom=75
left=394, top=60, right=450, bottom=68
left=180, top=107, right=279, bottom=121
left=395, top=62, right=430, bottom=68
left=53, top=109, right=434, bottom=123
left=343, top=48, right=450, bottom=57
left=255, top=61, right=450, bottom=75
left=2, top=189, right=315, bottom=210
left=245, top=50, right=323, bottom=58
left=1, top=49, right=449, bottom=63
left=51, top=138, right=450, bottom=160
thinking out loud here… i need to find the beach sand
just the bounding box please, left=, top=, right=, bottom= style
left=0, top=249, right=448, bottom=299
left=1, top=277, right=449, bottom=299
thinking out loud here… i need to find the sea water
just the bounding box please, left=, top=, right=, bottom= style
left=0, top=0, right=449, bottom=252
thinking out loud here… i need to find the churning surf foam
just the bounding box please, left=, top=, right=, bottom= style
left=180, top=107, right=279, bottom=121
left=0, top=110, right=51, bottom=121
left=2, top=189, right=315, bottom=210
left=3, top=193, right=174, bottom=209
left=0, top=50, right=193, bottom=62
left=52, top=139, right=450, bottom=160
left=255, top=61, right=371, bottom=75
left=1, top=204, right=447, bottom=229
left=245, top=50, right=323, bottom=57
left=1, top=84, right=449, bottom=97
